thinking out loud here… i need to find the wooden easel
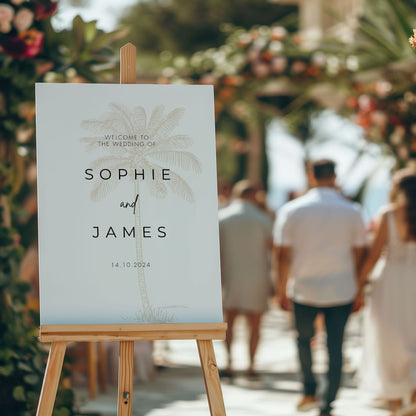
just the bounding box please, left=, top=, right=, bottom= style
left=35, top=43, right=227, bottom=416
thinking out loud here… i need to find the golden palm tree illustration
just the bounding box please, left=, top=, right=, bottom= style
left=81, top=103, right=202, bottom=322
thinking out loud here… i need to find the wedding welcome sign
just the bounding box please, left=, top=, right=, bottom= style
left=36, top=83, right=223, bottom=326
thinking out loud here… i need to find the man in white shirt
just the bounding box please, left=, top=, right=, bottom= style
left=273, top=160, right=367, bottom=416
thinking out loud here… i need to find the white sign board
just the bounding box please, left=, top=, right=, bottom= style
left=36, top=83, right=223, bottom=325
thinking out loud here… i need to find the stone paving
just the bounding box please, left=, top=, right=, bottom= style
left=75, top=307, right=390, bottom=416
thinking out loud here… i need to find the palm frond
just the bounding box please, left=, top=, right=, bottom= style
left=147, top=105, right=165, bottom=136
left=356, top=19, right=404, bottom=60
left=147, top=150, right=202, bottom=174
left=150, top=135, right=193, bottom=150
left=166, top=171, right=196, bottom=203
left=153, top=108, right=185, bottom=141
left=90, top=177, right=120, bottom=201
left=81, top=116, right=127, bottom=136
left=147, top=178, right=169, bottom=199
left=108, top=103, right=135, bottom=134
left=87, top=156, right=130, bottom=200
left=132, top=106, right=147, bottom=132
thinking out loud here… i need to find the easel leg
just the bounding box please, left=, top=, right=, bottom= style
left=117, top=341, right=134, bottom=416
left=36, top=342, right=67, bottom=416
left=197, top=340, right=226, bottom=416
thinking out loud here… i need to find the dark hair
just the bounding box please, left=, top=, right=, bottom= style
left=391, top=168, right=416, bottom=240
left=311, top=159, right=336, bottom=180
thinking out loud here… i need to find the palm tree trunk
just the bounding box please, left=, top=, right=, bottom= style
left=134, top=181, right=151, bottom=317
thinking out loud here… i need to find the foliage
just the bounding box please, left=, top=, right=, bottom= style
left=339, top=0, right=416, bottom=169
left=119, top=0, right=298, bottom=58
left=0, top=173, right=76, bottom=416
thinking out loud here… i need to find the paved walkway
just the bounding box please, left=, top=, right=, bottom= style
left=75, top=307, right=390, bottom=416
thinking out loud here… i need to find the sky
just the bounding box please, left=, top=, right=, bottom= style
left=52, top=0, right=137, bottom=31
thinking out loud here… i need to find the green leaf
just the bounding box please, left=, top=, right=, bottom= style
left=72, top=15, right=86, bottom=53
left=0, top=272, right=11, bottom=287
left=53, top=407, right=70, bottom=416
left=23, top=373, right=40, bottom=385
left=12, top=385, right=26, bottom=402
left=84, top=20, right=98, bottom=43
left=17, top=361, right=33, bottom=372
left=33, top=354, right=45, bottom=372
left=0, top=364, right=14, bottom=376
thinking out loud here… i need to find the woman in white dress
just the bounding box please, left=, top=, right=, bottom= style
left=357, top=168, right=416, bottom=416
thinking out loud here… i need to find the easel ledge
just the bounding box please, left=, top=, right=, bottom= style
left=39, top=323, right=227, bottom=342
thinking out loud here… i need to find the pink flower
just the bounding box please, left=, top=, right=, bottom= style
left=358, top=94, right=375, bottom=112
left=0, top=4, right=14, bottom=33
left=291, top=60, right=307, bottom=74
left=252, top=61, right=270, bottom=78
left=1, top=29, right=44, bottom=58
left=14, top=8, right=34, bottom=32
left=246, top=47, right=261, bottom=63
left=33, top=1, right=58, bottom=20
left=270, top=56, right=287, bottom=74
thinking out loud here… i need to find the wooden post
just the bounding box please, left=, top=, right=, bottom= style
left=117, top=341, right=134, bottom=416
left=120, top=43, right=137, bottom=84
left=116, top=42, right=137, bottom=416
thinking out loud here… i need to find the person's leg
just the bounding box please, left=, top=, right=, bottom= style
left=388, top=398, right=403, bottom=415
left=321, top=303, right=352, bottom=414
left=224, top=309, right=238, bottom=374
left=245, top=311, right=262, bottom=374
left=293, top=302, right=319, bottom=397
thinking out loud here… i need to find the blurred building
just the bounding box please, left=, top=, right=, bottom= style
left=272, top=0, right=363, bottom=44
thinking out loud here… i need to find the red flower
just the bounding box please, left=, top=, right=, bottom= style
left=33, top=1, right=58, bottom=20
left=1, top=29, right=44, bottom=58
left=346, top=97, right=358, bottom=108
left=389, top=115, right=402, bottom=126
left=261, top=50, right=273, bottom=62
left=306, top=65, right=320, bottom=77
left=223, top=75, right=243, bottom=86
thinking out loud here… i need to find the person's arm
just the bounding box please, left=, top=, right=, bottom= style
left=358, top=211, right=388, bottom=288
left=275, top=245, right=292, bottom=311
left=353, top=246, right=368, bottom=284
left=351, top=245, right=367, bottom=312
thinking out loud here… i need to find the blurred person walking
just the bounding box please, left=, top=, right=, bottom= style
left=357, top=168, right=416, bottom=416
left=274, top=160, right=367, bottom=416
left=219, top=179, right=273, bottom=378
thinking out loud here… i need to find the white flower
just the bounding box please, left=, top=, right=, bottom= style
left=14, top=8, right=34, bottom=32
left=0, top=20, right=11, bottom=33
left=0, top=4, right=14, bottom=33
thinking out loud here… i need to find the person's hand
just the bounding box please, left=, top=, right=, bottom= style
left=278, top=293, right=292, bottom=311
left=352, top=289, right=365, bottom=313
